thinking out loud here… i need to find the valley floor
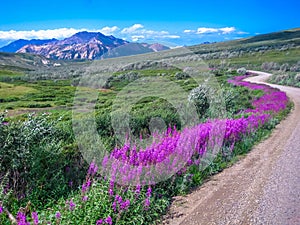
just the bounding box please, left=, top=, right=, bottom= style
left=160, top=71, right=300, bottom=225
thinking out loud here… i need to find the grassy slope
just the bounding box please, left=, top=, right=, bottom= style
left=190, top=28, right=300, bottom=68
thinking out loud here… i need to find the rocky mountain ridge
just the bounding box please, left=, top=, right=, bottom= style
left=0, top=31, right=169, bottom=60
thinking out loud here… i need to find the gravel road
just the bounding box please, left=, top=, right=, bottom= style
left=160, top=71, right=300, bottom=225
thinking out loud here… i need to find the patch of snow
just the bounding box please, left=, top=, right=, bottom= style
left=42, top=59, right=49, bottom=65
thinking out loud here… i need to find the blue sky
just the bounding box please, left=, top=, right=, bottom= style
left=0, top=0, right=299, bottom=47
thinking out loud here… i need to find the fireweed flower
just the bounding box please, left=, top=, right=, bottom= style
left=109, top=181, right=114, bottom=191
left=112, top=201, right=117, bottom=212
left=120, top=199, right=130, bottom=210
left=146, top=187, right=152, bottom=198
left=0, top=205, right=3, bottom=214
left=69, top=199, right=76, bottom=211
left=17, top=212, right=29, bottom=225
left=135, top=185, right=141, bottom=196
left=55, top=211, right=61, bottom=219
left=31, top=212, right=39, bottom=225
left=82, top=178, right=91, bottom=193
left=105, top=216, right=113, bottom=225
left=96, top=219, right=104, bottom=225
left=144, top=198, right=150, bottom=210
left=82, top=195, right=89, bottom=202
left=88, top=161, right=99, bottom=176
left=115, top=195, right=123, bottom=204
left=108, top=188, right=114, bottom=196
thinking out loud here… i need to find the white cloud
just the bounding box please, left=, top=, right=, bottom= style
left=130, top=34, right=179, bottom=42
left=99, top=26, right=119, bottom=35
left=161, top=35, right=181, bottom=39
left=219, top=27, right=236, bottom=34
left=197, top=27, right=219, bottom=34
left=190, top=27, right=237, bottom=34
left=169, top=45, right=183, bottom=49
left=120, top=24, right=179, bottom=41
left=184, top=29, right=196, bottom=33
left=131, top=35, right=145, bottom=42
left=0, top=27, right=122, bottom=40
left=0, top=28, right=82, bottom=40
left=121, top=24, right=144, bottom=34
left=141, top=30, right=169, bottom=35
left=237, top=31, right=249, bottom=35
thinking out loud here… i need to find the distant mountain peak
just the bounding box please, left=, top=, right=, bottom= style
left=1, top=31, right=170, bottom=60
left=14, top=31, right=129, bottom=59
left=0, top=38, right=58, bottom=53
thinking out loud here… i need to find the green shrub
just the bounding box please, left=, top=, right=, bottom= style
left=0, top=113, right=86, bottom=211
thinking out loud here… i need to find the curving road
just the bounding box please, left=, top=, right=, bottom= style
left=160, top=71, right=300, bottom=225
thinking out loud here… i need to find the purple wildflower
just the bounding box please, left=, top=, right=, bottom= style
left=109, top=181, right=114, bottom=189
left=69, top=199, right=76, bottom=211
left=105, top=216, right=112, bottom=225
left=146, top=186, right=152, bottom=198
left=112, top=201, right=117, bottom=212
left=88, top=161, right=98, bottom=176
left=108, top=188, right=114, bottom=197
left=144, top=198, right=150, bottom=210
left=17, top=212, right=29, bottom=225
left=82, top=195, right=89, bottom=202
left=55, top=211, right=61, bottom=219
left=120, top=199, right=130, bottom=210
left=0, top=206, right=3, bottom=214
left=31, top=212, right=39, bottom=225
left=115, top=195, right=123, bottom=204
left=135, top=185, right=141, bottom=196
left=187, top=159, right=193, bottom=166
left=96, top=219, right=104, bottom=225
left=82, top=179, right=91, bottom=193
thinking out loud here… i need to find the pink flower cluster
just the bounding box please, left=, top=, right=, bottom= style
left=100, top=74, right=288, bottom=189
left=228, top=75, right=289, bottom=114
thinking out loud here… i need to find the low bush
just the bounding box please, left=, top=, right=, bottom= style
left=269, top=72, right=300, bottom=87
left=0, top=113, right=86, bottom=211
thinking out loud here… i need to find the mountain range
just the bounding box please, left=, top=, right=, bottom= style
left=0, top=31, right=169, bottom=60
left=0, top=38, right=58, bottom=53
